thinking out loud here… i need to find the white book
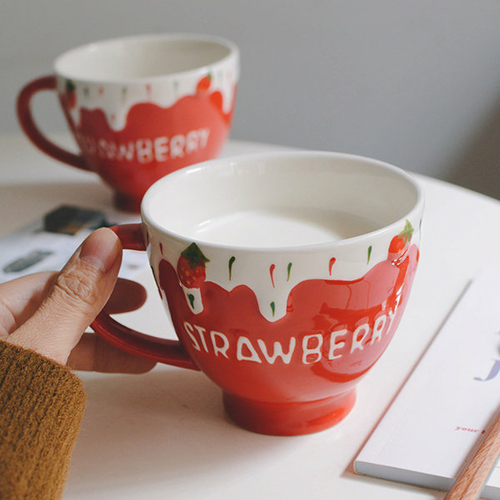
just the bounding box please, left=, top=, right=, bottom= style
left=354, top=269, right=500, bottom=499
left=0, top=205, right=147, bottom=283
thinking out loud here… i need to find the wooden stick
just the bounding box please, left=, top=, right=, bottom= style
left=445, top=410, right=500, bottom=500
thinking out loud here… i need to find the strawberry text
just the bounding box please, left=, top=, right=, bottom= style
left=183, top=305, right=399, bottom=365
left=77, top=128, right=210, bottom=164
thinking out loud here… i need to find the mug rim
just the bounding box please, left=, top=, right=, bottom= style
left=141, top=150, right=425, bottom=254
left=53, top=32, right=239, bottom=84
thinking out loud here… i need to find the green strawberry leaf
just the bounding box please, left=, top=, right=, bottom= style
left=228, top=256, right=236, bottom=280
left=65, top=79, right=76, bottom=93
left=399, top=220, right=414, bottom=244
left=181, top=243, right=209, bottom=269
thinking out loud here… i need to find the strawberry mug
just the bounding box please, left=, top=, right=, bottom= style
left=91, top=151, right=424, bottom=435
left=17, top=33, right=239, bottom=212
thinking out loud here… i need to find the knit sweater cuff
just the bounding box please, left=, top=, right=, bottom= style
left=0, top=340, right=86, bottom=499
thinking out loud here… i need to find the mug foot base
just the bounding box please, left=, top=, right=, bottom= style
left=114, top=192, right=142, bottom=213
left=223, top=390, right=356, bottom=436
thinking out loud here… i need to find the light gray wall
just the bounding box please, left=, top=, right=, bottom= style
left=3, top=1, right=500, bottom=197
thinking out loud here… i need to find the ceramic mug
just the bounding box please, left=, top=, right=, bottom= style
left=17, top=33, right=239, bottom=212
left=91, top=151, right=424, bottom=435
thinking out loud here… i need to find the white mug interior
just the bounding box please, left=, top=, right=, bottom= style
left=54, top=34, right=237, bottom=81
left=143, top=151, right=422, bottom=250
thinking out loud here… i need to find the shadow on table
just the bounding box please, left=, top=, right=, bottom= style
left=67, top=367, right=297, bottom=497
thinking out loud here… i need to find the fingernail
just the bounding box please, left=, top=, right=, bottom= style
left=79, top=228, right=120, bottom=273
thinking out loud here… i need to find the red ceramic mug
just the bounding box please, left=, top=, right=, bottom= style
left=92, top=151, right=424, bottom=436
left=17, top=34, right=239, bottom=212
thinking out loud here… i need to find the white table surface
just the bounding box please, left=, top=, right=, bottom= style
left=1, top=133, right=497, bottom=500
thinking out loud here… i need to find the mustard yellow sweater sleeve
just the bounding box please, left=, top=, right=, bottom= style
left=0, top=340, right=86, bottom=500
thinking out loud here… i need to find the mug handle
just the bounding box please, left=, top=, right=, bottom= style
left=91, top=224, right=199, bottom=371
left=16, top=75, right=90, bottom=171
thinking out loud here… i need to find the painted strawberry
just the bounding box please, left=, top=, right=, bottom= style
left=196, top=74, right=212, bottom=93
left=388, top=220, right=414, bottom=260
left=177, top=243, right=210, bottom=288
left=65, top=79, right=77, bottom=109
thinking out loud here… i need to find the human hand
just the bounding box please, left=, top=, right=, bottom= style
left=0, top=227, right=155, bottom=373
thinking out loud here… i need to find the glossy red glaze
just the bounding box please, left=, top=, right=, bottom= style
left=16, top=75, right=88, bottom=171
left=156, top=245, right=419, bottom=435
left=223, top=390, right=357, bottom=436
left=91, top=310, right=198, bottom=370
left=92, top=224, right=419, bottom=435
left=92, top=222, right=420, bottom=435
left=91, top=224, right=198, bottom=370
left=17, top=77, right=236, bottom=211
left=69, top=94, right=235, bottom=209
left=111, top=224, right=146, bottom=251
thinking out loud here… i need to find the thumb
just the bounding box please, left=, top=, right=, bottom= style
left=8, top=227, right=122, bottom=365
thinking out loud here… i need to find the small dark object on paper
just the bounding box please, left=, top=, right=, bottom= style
left=2, top=250, right=53, bottom=273
left=43, top=205, right=110, bottom=235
